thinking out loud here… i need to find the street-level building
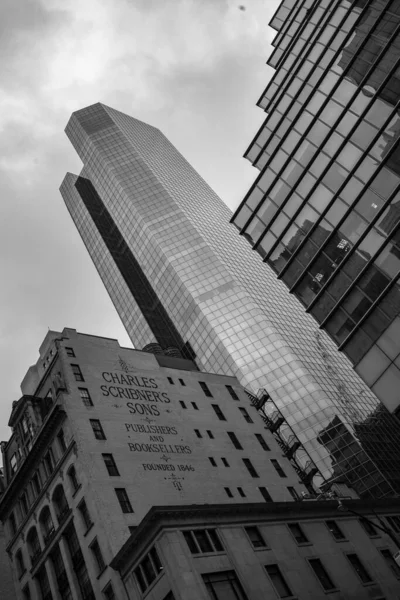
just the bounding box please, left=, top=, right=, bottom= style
left=59, top=102, right=400, bottom=499
left=232, top=0, right=400, bottom=415
left=112, top=500, right=400, bottom=600
left=0, top=328, right=306, bottom=600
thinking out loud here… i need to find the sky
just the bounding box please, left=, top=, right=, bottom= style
left=0, top=0, right=278, bottom=442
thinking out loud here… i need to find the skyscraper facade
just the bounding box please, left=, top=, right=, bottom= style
left=61, top=103, right=400, bottom=498
left=232, top=0, right=400, bottom=416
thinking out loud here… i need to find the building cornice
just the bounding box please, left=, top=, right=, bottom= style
left=111, top=499, right=400, bottom=574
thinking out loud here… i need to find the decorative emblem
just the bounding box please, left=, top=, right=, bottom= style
left=160, top=454, right=171, bottom=462
left=164, top=472, right=185, bottom=492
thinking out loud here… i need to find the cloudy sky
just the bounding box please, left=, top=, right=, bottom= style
left=0, top=0, right=277, bottom=442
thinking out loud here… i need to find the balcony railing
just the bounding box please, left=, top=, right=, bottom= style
left=276, top=435, right=301, bottom=460
left=262, top=410, right=285, bottom=433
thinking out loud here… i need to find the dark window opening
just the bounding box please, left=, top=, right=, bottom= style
left=226, top=385, right=239, bottom=400
left=227, top=431, right=243, bottom=449
left=242, top=458, right=259, bottom=478
left=199, top=382, right=213, bottom=397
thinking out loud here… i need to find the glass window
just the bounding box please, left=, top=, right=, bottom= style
left=68, top=466, right=79, bottom=493
left=288, top=523, right=309, bottom=544
left=102, top=454, right=120, bottom=476
left=265, top=564, right=293, bottom=598
left=115, top=488, right=134, bottom=514
left=57, top=429, right=67, bottom=453
left=90, top=539, right=105, bottom=573
left=199, top=382, right=213, bottom=397
left=226, top=385, right=239, bottom=400
left=259, top=487, right=273, bottom=502
left=209, top=457, right=217, bottom=467
left=71, top=364, right=84, bottom=382
left=65, top=347, right=75, bottom=357
left=78, top=500, right=93, bottom=530
left=16, top=549, right=25, bottom=577
left=308, top=558, right=336, bottom=591
left=346, top=553, right=373, bottom=583
left=212, top=405, right=226, bottom=421
left=79, top=388, right=93, bottom=407
left=245, top=526, right=266, bottom=548
left=255, top=433, right=270, bottom=451
left=183, top=529, right=223, bottom=554
left=103, top=582, right=116, bottom=600
left=194, top=429, right=202, bottom=438
left=202, top=570, right=248, bottom=600
left=90, top=419, right=106, bottom=440
left=381, top=549, right=400, bottom=579
left=271, top=459, right=287, bottom=478
left=242, top=458, right=259, bottom=478
left=359, top=518, right=378, bottom=537
left=326, top=520, right=345, bottom=540
left=239, top=407, right=253, bottom=423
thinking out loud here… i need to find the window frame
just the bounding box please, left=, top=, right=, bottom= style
left=325, top=520, right=346, bottom=541
left=90, top=419, right=107, bottom=440
left=242, top=458, right=259, bottom=478
left=225, top=385, right=239, bottom=400
left=270, top=458, right=287, bottom=478
left=102, top=454, right=120, bottom=476
left=308, top=557, right=337, bottom=591
left=255, top=433, right=270, bottom=451
left=211, top=404, right=226, bottom=421
left=79, top=387, right=93, bottom=407
left=346, top=552, right=373, bottom=584
left=227, top=431, right=243, bottom=450
left=287, top=523, right=309, bottom=545
left=380, top=548, right=400, bottom=579
left=239, top=407, right=254, bottom=423
left=199, top=381, right=213, bottom=397
left=77, top=499, right=93, bottom=531
left=265, top=563, right=293, bottom=598
left=245, top=526, right=267, bottom=549
left=71, top=364, right=84, bottom=382
left=202, top=569, right=248, bottom=600
left=90, top=538, right=106, bottom=574
left=183, top=528, right=224, bottom=555
left=115, top=488, right=134, bottom=514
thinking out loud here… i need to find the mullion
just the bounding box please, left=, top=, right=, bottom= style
left=255, top=29, right=400, bottom=265
left=272, top=0, right=309, bottom=53
left=233, top=0, right=392, bottom=232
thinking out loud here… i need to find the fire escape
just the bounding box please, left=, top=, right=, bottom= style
left=246, top=389, right=322, bottom=496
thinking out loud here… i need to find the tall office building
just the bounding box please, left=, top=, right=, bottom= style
left=60, top=102, right=400, bottom=498
left=232, top=0, right=400, bottom=416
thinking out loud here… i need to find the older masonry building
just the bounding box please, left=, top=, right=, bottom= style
left=0, top=328, right=306, bottom=600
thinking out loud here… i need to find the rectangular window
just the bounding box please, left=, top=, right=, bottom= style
left=57, top=429, right=67, bottom=453
left=226, top=385, right=239, bottom=400
left=37, top=566, right=52, bottom=599
left=255, top=433, right=270, bottom=451
left=346, top=553, right=373, bottom=583
left=287, top=487, right=299, bottom=501
left=179, top=379, right=186, bottom=386
left=183, top=529, right=224, bottom=554
left=380, top=549, right=400, bottom=579
left=265, top=564, right=293, bottom=598
left=78, top=499, right=93, bottom=531
left=90, top=419, right=106, bottom=440
left=65, top=347, right=75, bottom=357
left=271, top=459, right=287, bottom=478
left=308, top=558, right=336, bottom=591
left=102, top=454, right=120, bottom=476
left=191, top=402, right=199, bottom=410
left=10, top=453, right=17, bottom=475
left=79, top=388, right=93, bottom=407
left=245, top=526, right=266, bottom=548
left=207, top=430, right=214, bottom=439
left=9, top=512, right=17, bottom=536
left=209, top=457, right=217, bottom=467
left=360, top=518, right=378, bottom=537
left=227, top=431, right=243, bottom=449
left=221, top=457, right=229, bottom=467
left=199, top=382, right=213, bottom=397
left=44, top=449, right=55, bottom=476
left=238, top=487, right=246, bottom=497
left=242, top=458, right=259, bottom=478
left=386, top=516, right=400, bottom=533
left=212, top=405, right=226, bottom=421
left=225, top=487, right=233, bottom=498
left=134, top=547, right=163, bottom=592
left=259, top=487, right=273, bottom=502
left=102, top=582, right=116, bottom=600
left=288, top=523, right=309, bottom=544
left=179, top=400, right=187, bottom=409
left=16, top=550, right=25, bottom=577
left=167, top=377, right=174, bottom=384
left=326, top=520, right=345, bottom=540
left=115, top=488, right=134, bottom=513
left=90, top=539, right=105, bottom=574
left=20, top=493, right=29, bottom=516
left=32, top=473, right=42, bottom=496
left=239, top=407, right=253, bottom=423
left=202, top=570, right=248, bottom=599
left=71, top=364, right=84, bottom=382
left=194, top=429, right=202, bottom=438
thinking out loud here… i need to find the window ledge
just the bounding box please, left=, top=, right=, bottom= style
left=191, top=551, right=226, bottom=558
left=296, top=542, right=313, bottom=547
left=361, top=581, right=377, bottom=587
left=323, top=589, right=341, bottom=595
left=83, top=523, right=95, bottom=538
left=142, top=571, right=164, bottom=598
left=253, top=546, right=271, bottom=552
left=72, top=484, right=82, bottom=499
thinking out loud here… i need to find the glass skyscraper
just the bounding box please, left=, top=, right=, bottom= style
left=232, top=0, right=400, bottom=416
left=60, top=102, right=400, bottom=498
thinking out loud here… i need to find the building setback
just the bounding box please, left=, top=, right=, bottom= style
left=232, top=0, right=400, bottom=415
left=0, top=328, right=305, bottom=599
left=60, top=102, right=400, bottom=499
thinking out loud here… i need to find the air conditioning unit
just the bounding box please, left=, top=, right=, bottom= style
left=393, top=551, right=400, bottom=567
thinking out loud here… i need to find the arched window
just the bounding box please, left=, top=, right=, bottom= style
left=9, top=511, right=17, bottom=537
left=15, top=549, right=25, bottom=577
left=26, top=527, right=41, bottom=566
left=67, top=466, right=79, bottom=494
left=52, top=485, right=69, bottom=523
left=39, top=506, right=55, bottom=544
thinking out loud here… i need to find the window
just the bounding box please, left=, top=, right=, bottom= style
left=225, top=487, right=233, bottom=498
left=287, top=487, right=299, bottom=501
left=360, top=518, right=378, bottom=537
left=9, top=512, right=17, bottom=536
left=259, top=487, right=273, bottom=502
left=90, top=419, right=106, bottom=440
left=255, top=433, right=270, bottom=451
left=39, top=506, right=55, bottom=543
left=103, top=582, right=116, bottom=600
left=102, top=454, right=120, bottom=476
left=288, top=523, right=309, bottom=544
left=209, top=457, right=217, bottom=467
left=202, top=570, right=248, bottom=600
left=308, top=558, right=336, bottom=591
left=221, top=457, right=230, bottom=467
left=183, top=529, right=224, bottom=554
left=52, top=485, right=69, bottom=522
left=37, top=565, right=51, bottom=599
left=225, top=385, right=239, bottom=400
left=167, top=377, right=174, bottom=384
left=245, top=526, right=266, bottom=548
left=386, top=516, right=400, bottom=533
left=326, top=520, right=345, bottom=540
left=115, top=488, right=134, bottom=513
left=227, top=431, right=243, bottom=450
left=179, top=401, right=187, bottom=409
left=179, top=379, right=186, bottom=386
left=65, top=347, right=75, bottom=357
left=78, top=499, right=93, bottom=530
left=57, top=429, right=67, bottom=452
left=346, top=553, right=373, bottom=583
left=10, top=453, right=17, bottom=475
left=194, top=429, right=202, bottom=438
left=32, top=472, right=42, bottom=497
left=79, top=388, right=93, bottom=407
left=129, top=526, right=136, bottom=534
left=238, top=487, right=246, bottom=497
left=44, top=449, right=55, bottom=476
left=22, top=584, right=31, bottom=600
left=162, top=593, right=175, bottom=600
left=207, top=430, right=214, bottom=439
left=271, top=459, right=287, bottom=478
left=20, top=493, right=29, bottom=517
left=199, top=382, right=213, bottom=397
left=191, top=402, right=199, bottom=410
left=265, top=564, right=293, bottom=598
left=212, top=405, right=226, bottom=421
left=68, top=466, right=80, bottom=493
left=71, top=364, right=84, bottom=381
left=380, top=549, right=400, bottom=579
left=90, top=539, right=105, bottom=573
left=134, top=547, right=163, bottom=593
left=27, top=527, right=41, bottom=564
left=16, top=549, right=25, bottom=577
left=242, top=458, right=259, bottom=478
left=239, top=407, right=253, bottom=423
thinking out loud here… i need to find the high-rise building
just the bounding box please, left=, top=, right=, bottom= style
left=232, top=0, right=400, bottom=417
left=60, top=102, right=400, bottom=499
